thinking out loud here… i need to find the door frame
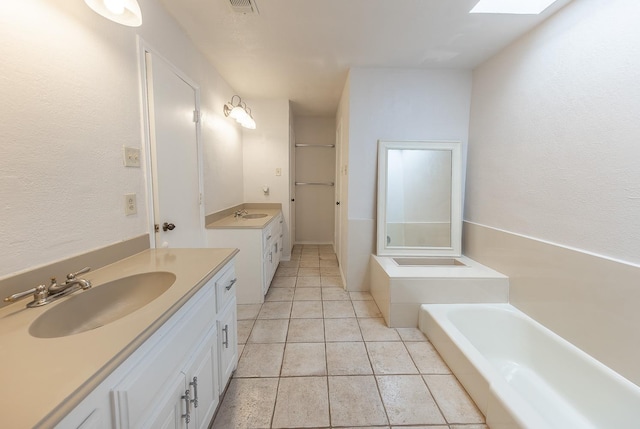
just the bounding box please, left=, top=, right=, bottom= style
left=334, top=120, right=342, bottom=261
left=289, top=122, right=296, bottom=253
left=137, top=37, right=205, bottom=248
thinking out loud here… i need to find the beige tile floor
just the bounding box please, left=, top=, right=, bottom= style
left=213, top=244, right=487, bottom=429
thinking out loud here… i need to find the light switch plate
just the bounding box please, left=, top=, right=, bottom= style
left=124, top=193, right=137, bottom=215
left=275, top=168, right=282, bottom=176
left=123, top=146, right=141, bottom=167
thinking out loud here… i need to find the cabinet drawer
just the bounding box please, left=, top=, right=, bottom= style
left=215, top=263, right=237, bottom=312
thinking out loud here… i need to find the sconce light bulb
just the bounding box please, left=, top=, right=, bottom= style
left=84, top=0, right=142, bottom=26
left=243, top=115, right=257, bottom=129
left=104, top=0, right=126, bottom=15
left=229, top=105, right=245, bottom=121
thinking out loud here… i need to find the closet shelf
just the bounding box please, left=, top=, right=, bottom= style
left=295, top=143, right=335, bottom=148
left=295, top=182, right=335, bottom=186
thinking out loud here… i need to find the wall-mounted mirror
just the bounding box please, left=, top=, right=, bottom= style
left=377, top=140, right=462, bottom=257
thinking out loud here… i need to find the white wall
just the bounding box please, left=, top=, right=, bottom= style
left=466, top=0, right=640, bottom=265
left=293, top=117, right=336, bottom=244
left=0, top=0, right=243, bottom=278
left=343, top=68, right=472, bottom=290
left=242, top=99, right=292, bottom=257
left=465, top=0, right=640, bottom=384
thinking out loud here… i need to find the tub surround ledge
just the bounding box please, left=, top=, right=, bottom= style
left=370, top=255, right=508, bottom=327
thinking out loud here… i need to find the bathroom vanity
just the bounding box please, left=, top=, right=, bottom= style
left=206, top=209, right=283, bottom=304
left=0, top=248, right=238, bottom=429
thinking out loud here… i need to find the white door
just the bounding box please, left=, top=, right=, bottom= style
left=145, top=52, right=204, bottom=248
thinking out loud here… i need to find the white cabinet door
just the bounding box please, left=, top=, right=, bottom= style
left=182, top=327, right=219, bottom=429
left=143, top=373, right=187, bottom=429
left=76, top=409, right=108, bottom=429
left=217, top=298, right=238, bottom=390
left=262, top=247, right=272, bottom=296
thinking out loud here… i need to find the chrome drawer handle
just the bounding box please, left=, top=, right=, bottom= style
left=182, top=389, right=191, bottom=424
left=190, top=377, right=198, bottom=408
left=225, top=278, right=237, bottom=291
left=266, top=234, right=272, bottom=240
left=222, top=324, right=229, bottom=348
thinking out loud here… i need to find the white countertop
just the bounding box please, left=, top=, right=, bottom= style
left=0, top=247, right=238, bottom=428
left=206, top=208, right=281, bottom=229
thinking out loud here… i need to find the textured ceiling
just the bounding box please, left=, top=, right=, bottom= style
left=160, top=0, right=571, bottom=116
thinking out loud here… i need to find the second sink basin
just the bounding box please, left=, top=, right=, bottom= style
left=29, top=271, right=176, bottom=339
left=243, top=213, right=268, bottom=219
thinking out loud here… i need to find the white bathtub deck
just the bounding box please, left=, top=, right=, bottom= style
left=370, top=255, right=508, bottom=327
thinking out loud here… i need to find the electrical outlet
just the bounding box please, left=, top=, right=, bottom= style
left=124, top=193, right=137, bottom=215
left=275, top=168, right=282, bottom=176
left=123, top=146, right=141, bottom=167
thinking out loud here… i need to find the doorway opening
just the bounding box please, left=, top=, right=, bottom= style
left=292, top=117, right=336, bottom=248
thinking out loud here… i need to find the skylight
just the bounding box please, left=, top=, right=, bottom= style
left=470, top=0, right=558, bottom=15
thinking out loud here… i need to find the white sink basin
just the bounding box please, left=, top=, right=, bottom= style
left=29, top=271, right=176, bottom=338
left=243, top=213, right=268, bottom=219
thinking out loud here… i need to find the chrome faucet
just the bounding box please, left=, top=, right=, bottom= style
left=4, top=267, right=92, bottom=308
left=233, top=209, right=248, bottom=218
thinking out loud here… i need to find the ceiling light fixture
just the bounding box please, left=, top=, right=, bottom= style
left=84, top=0, right=143, bottom=27
left=223, top=95, right=256, bottom=129
left=470, top=0, right=558, bottom=14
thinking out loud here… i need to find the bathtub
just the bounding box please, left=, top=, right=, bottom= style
left=419, top=303, right=640, bottom=429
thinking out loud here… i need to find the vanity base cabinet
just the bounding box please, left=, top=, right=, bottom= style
left=54, top=259, right=237, bottom=429
left=128, top=316, right=220, bottom=429
left=111, top=285, right=218, bottom=428
left=207, top=213, right=282, bottom=304
left=141, top=324, right=220, bottom=429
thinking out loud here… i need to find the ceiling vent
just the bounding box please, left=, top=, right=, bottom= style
left=228, top=0, right=259, bottom=15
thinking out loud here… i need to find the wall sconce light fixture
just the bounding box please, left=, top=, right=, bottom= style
left=223, top=95, right=256, bottom=129
left=84, top=0, right=143, bottom=27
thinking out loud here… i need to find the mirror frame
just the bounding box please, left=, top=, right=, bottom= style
left=376, top=140, right=462, bottom=257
